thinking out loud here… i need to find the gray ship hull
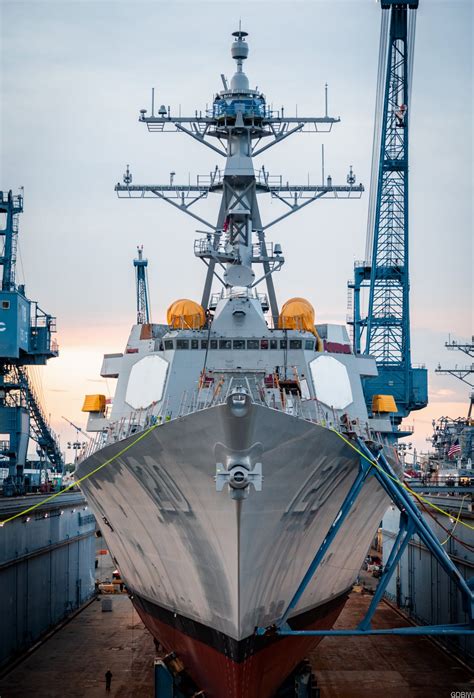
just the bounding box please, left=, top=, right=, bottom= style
left=78, top=401, right=391, bottom=694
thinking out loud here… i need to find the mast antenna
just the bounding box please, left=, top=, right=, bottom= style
left=117, top=29, right=362, bottom=322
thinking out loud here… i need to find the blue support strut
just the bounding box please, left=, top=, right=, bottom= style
left=257, top=457, right=374, bottom=635
left=358, top=510, right=415, bottom=631
left=271, top=625, right=474, bottom=637
left=357, top=438, right=474, bottom=622
left=255, top=435, right=474, bottom=639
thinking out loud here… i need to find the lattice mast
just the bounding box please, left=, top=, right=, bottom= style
left=436, top=337, right=474, bottom=420
left=116, top=29, right=363, bottom=324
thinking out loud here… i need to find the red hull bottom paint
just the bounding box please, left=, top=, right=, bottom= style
left=133, top=596, right=348, bottom=698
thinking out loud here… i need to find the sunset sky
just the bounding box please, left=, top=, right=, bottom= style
left=1, top=0, right=472, bottom=460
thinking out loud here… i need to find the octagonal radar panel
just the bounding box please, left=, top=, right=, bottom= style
left=309, top=355, right=353, bottom=410
left=126, top=355, right=168, bottom=410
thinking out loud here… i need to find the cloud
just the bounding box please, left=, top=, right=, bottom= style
left=429, top=388, right=457, bottom=399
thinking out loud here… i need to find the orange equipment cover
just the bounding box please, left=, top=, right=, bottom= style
left=82, top=394, right=106, bottom=413
left=372, top=394, right=398, bottom=413
left=278, top=297, right=316, bottom=335
left=167, top=299, right=206, bottom=330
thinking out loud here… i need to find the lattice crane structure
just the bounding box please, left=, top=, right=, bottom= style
left=134, top=245, right=151, bottom=325
left=349, top=0, right=427, bottom=429
left=0, top=190, right=64, bottom=496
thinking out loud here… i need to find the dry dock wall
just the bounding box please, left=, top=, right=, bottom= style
left=0, top=492, right=96, bottom=669
left=382, top=499, right=474, bottom=664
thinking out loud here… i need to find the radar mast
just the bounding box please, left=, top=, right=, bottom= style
left=116, top=29, right=363, bottom=324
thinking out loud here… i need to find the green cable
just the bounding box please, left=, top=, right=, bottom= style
left=2, top=419, right=471, bottom=534
left=0, top=422, right=160, bottom=527
left=330, top=428, right=474, bottom=532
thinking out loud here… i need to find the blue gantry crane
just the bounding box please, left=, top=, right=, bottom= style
left=0, top=190, right=64, bottom=496
left=252, top=3, right=474, bottom=650
left=349, top=0, right=427, bottom=430
left=134, top=245, right=150, bottom=325
left=252, top=2, right=474, bottom=646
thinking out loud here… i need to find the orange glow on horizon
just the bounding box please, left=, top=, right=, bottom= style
left=37, top=323, right=472, bottom=462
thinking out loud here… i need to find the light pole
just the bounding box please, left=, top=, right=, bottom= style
left=67, top=440, right=86, bottom=467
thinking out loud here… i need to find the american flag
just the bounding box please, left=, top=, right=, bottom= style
left=448, top=440, right=461, bottom=459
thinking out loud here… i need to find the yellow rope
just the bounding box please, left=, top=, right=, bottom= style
left=440, top=495, right=469, bottom=545
left=2, top=418, right=471, bottom=535
left=330, top=428, right=474, bottom=532
left=0, top=422, right=160, bottom=527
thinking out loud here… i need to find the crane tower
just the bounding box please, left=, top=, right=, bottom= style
left=0, top=190, right=64, bottom=496
left=349, top=0, right=427, bottom=429
left=133, top=245, right=150, bottom=325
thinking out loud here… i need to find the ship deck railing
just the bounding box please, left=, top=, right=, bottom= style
left=208, top=287, right=269, bottom=311
left=79, top=376, right=390, bottom=462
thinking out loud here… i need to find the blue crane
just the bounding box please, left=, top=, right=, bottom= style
left=0, top=190, right=64, bottom=496
left=349, top=0, right=427, bottom=430
left=133, top=245, right=150, bottom=325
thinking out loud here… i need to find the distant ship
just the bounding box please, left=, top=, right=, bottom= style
left=427, top=339, right=474, bottom=482
left=77, top=29, right=400, bottom=697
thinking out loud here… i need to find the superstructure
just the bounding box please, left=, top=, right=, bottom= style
left=431, top=337, right=474, bottom=474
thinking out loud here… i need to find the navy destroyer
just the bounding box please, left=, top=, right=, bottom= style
left=77, top=30, right=402, bottom=697
left=429, top=337, right=474, bottom=479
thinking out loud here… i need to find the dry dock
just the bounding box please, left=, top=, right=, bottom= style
left=0, top=592, right=472, bottom=697
left=0, top=594, right=154, bottom=698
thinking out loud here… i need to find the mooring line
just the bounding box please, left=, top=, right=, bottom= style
left=439, top=495, right=468, bottom=545
left=0, top=423, right=160, bottom=527
left=2, top=420, right=470, bottom=532
left=331, top=428, right=474, bottom=532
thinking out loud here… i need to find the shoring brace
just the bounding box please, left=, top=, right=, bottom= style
left=357, top=510, right=415, bottom=631
left=255, top=434, right=474, bottom=639
left=357, top=438, right=474, bottom=625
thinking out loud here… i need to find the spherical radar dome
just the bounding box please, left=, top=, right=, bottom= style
left=167, top=299, right=205, bottom=330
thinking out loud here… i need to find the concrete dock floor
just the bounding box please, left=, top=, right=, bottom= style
left=0, top=595, right=153, bottom=698
left=314, top=593, right=473, bottom=697
left=0, top=592, right=472, bottom=697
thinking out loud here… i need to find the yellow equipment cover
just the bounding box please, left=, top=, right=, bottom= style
left=372, top=394, right=398, bottom=413
left=82, top=394, right=106, bottom=413
left=278, top=297, right=316, bottom=335
left=167, top=299, right=206, bottom=330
